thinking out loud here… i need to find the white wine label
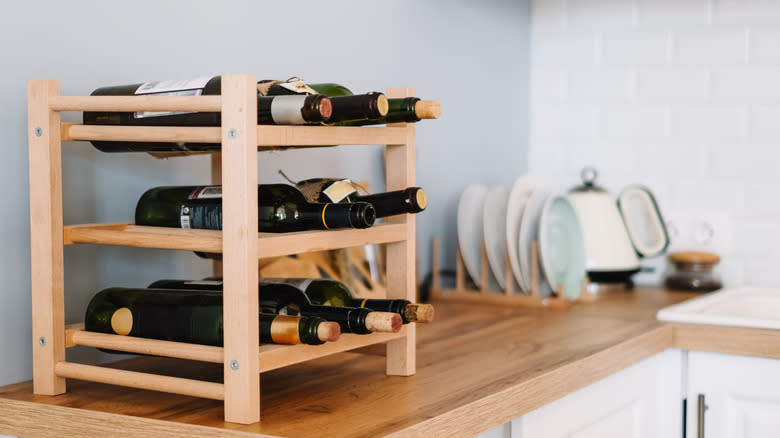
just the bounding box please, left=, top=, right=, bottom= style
left=184, top=280, right=223, bottom=286
left=270, top=95, right=307, bottom=125
left=134, top=89, right=203, bottom=119
left=135, top=77, right=212, bottom=95
left=134, top=77, right=210, bottom=119
left=322, top=179, right=358, bottom=203
left=188, top=185, right=222, bottom=200
left=180, top=205, right=192, bottom=229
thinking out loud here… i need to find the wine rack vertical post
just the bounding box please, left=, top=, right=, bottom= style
left=220, top=74, right=260, bottom=423
left=27, top=79, right=67, bottom=395
left=384, top=87, right=416, bottom=376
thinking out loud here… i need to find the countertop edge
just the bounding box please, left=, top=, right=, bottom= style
left=0, top=398, right=276, bottom=438
left=386, top=325, right=676, bottom=438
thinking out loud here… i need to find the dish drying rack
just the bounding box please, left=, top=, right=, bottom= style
left=429, top=237, right=592, bottom=310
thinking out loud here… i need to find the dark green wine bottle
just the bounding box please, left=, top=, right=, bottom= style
left=146, top=280, right=402, bottom=334
left=84, top=287, right=341, bottom=346
left=82, top=76, right=333, bottom=153
left=134, top=184, right=375, bottom=232
left=264, top=80, right=388, bottom=124
left=264, top=80, right=440, bottom=126
left=293, top=178, right=427, bottom=218
left=260, top=278, right=434, bottom=324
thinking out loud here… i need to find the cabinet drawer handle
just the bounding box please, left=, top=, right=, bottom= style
left=697, top=394, right=708, bottom=438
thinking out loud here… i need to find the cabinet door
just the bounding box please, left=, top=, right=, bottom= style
left=687, top=352, right=780, bottom=438
left=513, top=349, right=683, bottom=438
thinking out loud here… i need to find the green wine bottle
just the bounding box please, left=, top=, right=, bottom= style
left=84, top=287, right=341, bottom=346
left=261, top=79, right=440, bottom=126
left=260, top=278, right=434, bottom=324
left=83, top=75, right=333, bottom=153
left=263, top=80, right=388, bottom=124
left=146, top=280, right=403, bottom=334
left=310, top=84, right=440, bottom=126
left=134, top=184, right=375, bottom=232
left=293, top=177, right=427, bottom=218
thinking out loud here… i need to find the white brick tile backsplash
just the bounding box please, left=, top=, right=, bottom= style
left=565, top=142, right=639, bottom=176
left=673, top=105, right=746, bottom=142
left=635, top=143, right=704, bottom=179
left=604, top=105, right=671, bottom=141
left=530, top=0, right=780, bottom=287
left=667, top=179, right=744, bottom=211
left=531, top=70, right=566, bottom=102
left=743, top=184, right=780, bottom=220
left=531, top=32, right=599, bottom=68
left=672, top=28, right=747, bottom=66
left=742, top=258, right=780, bottom=287
left=637, top=0, right=711, bottom=27
left=713, top=0, right=780, bottom=25
left=637, top=68, right=710, bottom=100
left=531, top=104, right=600, bottom=142
left=566, top=0, right=637, bottom=29
left=602, top=30, right=671, bottom=66
left=531, top=0, right=567, bottom=32
left=748, top=104, right=780, bottom=142
left=712, top=67, right=780, bottom=98
left=707, top=143, right=780, bottom=181
left=748, top=26, right=780, bottom=64
left=568, top=69, right=636, bottom=101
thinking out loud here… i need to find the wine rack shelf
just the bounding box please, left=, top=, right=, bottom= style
left=61, top=123, right=409, bottom=147
left=27, top=75, right=418, bottom=425
left=63, top=222, right=408, bottom=258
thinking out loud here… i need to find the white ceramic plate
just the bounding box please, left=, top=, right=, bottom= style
left=483, top=186, right=510, bottom=290
left=457, top=185, right=489, bottom=288
left=517, top=189, right=553, bottom=296
left=506, top=175, right=542, bottom=291
left=539, top=195, right=587, bottom=300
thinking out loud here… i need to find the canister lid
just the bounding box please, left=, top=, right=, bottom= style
left=668, top=251, right=720, bottom=264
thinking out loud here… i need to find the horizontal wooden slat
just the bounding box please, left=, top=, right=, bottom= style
left=255, top=125, right=408, bottom=146
left=65, top=327, right=406, bottom=373
left=63, top=124, right=222, bottom=144
left=63, top=222, right=407, bottom=258
left=54, top=362, right=225, bottom=400
left=49, top=95, right=223, bottom=112
left=254, top=330, right=406, bottom=373
left=61, top=123, right=408, bottom=147
left=66, top=330, right=224, bottom=363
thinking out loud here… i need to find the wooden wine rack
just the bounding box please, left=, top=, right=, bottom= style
left=27, top=75, right=418, bottom=424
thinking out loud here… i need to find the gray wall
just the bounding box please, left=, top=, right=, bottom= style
left=0, top=1, right=529, bottom=386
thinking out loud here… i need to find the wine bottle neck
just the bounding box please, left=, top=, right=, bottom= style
left=352, top=187, right=426, bottom=218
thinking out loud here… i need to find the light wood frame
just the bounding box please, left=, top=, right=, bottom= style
left=27, top=76, right=417, bottom=424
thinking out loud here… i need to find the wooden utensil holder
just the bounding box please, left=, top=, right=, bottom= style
left=27, top=75, right=419, bottom=425
left=429, top=236, right=591, bottom=310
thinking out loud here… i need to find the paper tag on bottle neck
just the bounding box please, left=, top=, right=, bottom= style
left=322, top=179, right=358, bottom=203
left=276, top=81, right=319, bottom=95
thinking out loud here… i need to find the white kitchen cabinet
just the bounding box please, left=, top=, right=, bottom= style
left=511, top=349, right=683, bottom=438
left=686, top=352, right=780, bottom=438
left=475, top=423, right=511, bottom=438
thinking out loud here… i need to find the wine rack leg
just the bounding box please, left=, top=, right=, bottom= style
left=220, top=74, right=260, bottom=424
left=28, top=79, right=66, bottom=395
left=384, top=87, right=416, bottom=376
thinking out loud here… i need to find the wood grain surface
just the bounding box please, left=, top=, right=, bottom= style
left=4, top=288, right=778, bottom=437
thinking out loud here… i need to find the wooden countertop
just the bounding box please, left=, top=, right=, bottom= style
left=2, top=287, right=780, bottom=438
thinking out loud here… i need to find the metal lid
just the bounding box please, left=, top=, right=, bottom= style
left=570, top=167, right=607, bottom=193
